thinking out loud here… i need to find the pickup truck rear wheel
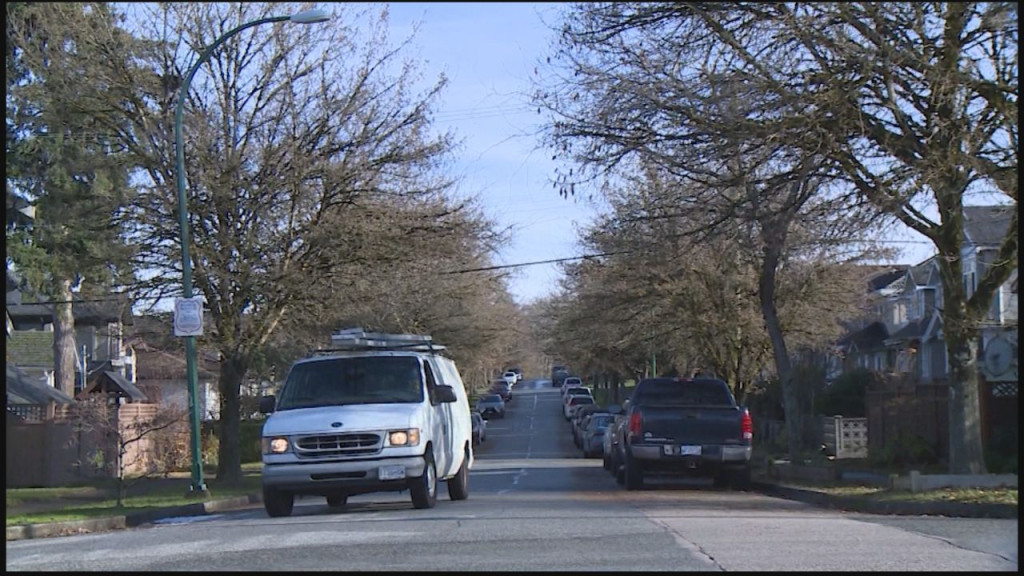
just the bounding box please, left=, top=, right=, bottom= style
left=624, top=452, right=644, bottom=490
left=410, top=451, right=438, bottom=509
left=263, top=487, right=294, bottom=517
left=730, top=466, right=751, bottom=490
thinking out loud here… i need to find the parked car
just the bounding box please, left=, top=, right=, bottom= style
left=561, top=385, right=592, bottom=402
left=501, top=371, right=518, bottom=387
left=560, top=376, right=584, bottom=396
left=489, top=380, right=513, bottom=402
left=476, top=394, right=506, bottom=419
left=563, top=394, right=595, bottom=420
left=258, top=328, right=472, bottom=516
left=581, top=413, right=616, bottom=458
left=604, top=406, right=627, bottom=473
left=572, top=405, right=607, bottom=447
left=471, top=411, right=487, bottom=445
left=609, top=377, right=752, bottom=491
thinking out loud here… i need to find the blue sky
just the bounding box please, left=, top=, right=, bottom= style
left=385, top=2, right=607, bottom=305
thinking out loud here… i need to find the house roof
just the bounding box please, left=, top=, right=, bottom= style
left=866, top=267, right=911, bottom=293
left=80, top=370, right=148, bottom=402
left=838, top=321, right=889, bottom=351
left=134, top=346, right=220, bottom=381
left=5, top=364, right=75, bottom=406
left=6, top=330, right=54, bottom=367
left=964, top=205, right=1015, bottom=247
left=908, top=257, right=938, bottom=288
left=885, top=318, right=928, bottom=344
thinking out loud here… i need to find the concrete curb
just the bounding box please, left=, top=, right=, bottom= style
left=6, top=494, right=262, bottom=542
left=753, top=481, right=1018, bottom=519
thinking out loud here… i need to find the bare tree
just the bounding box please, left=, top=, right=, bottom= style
left=533, top=3, right=888, bottom=459
left=68, top=395, right=188, bottom=507
left=90, top=2, right=505, bottom=483
left=660, top=2, right=1018, bottom=474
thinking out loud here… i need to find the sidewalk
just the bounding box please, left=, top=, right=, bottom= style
left=7, top=470, right=1017, bottom=541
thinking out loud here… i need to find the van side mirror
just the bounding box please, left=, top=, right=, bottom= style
left=435, top=385, right=458, bottom=403
left=259, top=395, right=276, bottom=414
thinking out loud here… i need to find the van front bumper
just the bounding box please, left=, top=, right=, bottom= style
left=262, top=455, right=426, bottom=495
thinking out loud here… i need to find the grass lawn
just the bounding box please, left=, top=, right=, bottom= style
left=772, top=480, right=1018, bottom=506
left=6, top=463, right=264, bottom=527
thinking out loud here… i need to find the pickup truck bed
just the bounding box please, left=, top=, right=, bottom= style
left=613, top=377, right=752, bottom=490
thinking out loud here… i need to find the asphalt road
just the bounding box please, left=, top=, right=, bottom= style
left=5, top=379, right=1018, bottom=572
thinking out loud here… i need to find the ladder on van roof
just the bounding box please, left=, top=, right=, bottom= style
left=316, top=327, right=446, bottom=354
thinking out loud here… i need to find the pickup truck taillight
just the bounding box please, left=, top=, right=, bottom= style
left=628, top=410, right=643, bottom=438
left=741, top=408, right=753, bottom=441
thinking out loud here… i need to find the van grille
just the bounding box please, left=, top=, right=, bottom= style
left=294, top=433, right=382, bottom=458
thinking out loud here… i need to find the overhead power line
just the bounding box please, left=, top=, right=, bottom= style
left=443, top=251, right=631, bottom=274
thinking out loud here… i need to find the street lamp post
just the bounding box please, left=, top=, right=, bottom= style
left=173, top=8, right=330, bottom=494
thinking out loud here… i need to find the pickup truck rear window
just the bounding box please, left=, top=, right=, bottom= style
left=634, top=379, right=734, bottom=406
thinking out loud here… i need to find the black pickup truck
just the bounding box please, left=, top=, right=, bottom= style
left=610, top=377, right=752, bottom=490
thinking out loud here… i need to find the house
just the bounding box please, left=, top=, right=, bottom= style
left=6, top=273, right=137, bottom=397
left=833, top=205, right=1017, bottom=384
left=827, top=205, right=1018, bottom=463
left=882, top=257, right=945, bottom=381
left=825, top=265, right=910, bottom=381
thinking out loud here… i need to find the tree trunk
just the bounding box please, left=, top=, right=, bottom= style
left=53, top=278, right=77, bottom=398
left=939, top=272, right=987, bottom=474
left=759, top=236, right=802, bottom=461
left=216, top=354, right=246, bottom=484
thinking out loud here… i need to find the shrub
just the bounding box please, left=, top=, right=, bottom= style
left=870, top=434, right=938, bottom=469
left=815, top=368, right=873, bottom=417
left=985, top=422, right=1019, bottom=474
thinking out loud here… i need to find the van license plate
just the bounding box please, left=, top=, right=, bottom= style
left=680, top=445, right=701, bottom=456
left=379, top=465, right=406, bottom=480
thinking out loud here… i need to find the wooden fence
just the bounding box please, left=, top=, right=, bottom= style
left=866, top=382, right=948, bottom=461
left=6, top=402, right=166, bottom=488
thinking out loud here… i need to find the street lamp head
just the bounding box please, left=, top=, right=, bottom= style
left=290, top=8, right=331, bottom=24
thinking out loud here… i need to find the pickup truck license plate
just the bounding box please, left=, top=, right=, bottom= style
left=378, top=465, right=406, bottom=480
left=672, top=445, right=701, bottom=456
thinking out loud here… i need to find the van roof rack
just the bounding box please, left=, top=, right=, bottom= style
left=314, top=327, right=446, bottom=355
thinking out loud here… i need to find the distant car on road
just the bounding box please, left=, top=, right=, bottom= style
left=476, top=394, right=506, bottom=419
left=489, top=380, right=513, bottom=402
left=572, top=405, right=607, bottom=447
left=560, top=377, right=584, bottom=396
left=471, top=411, right=487, bottom=445
left=501, top=371, right=518, bottom=387
left=561, top=385, right=592, bottom=401
left=552, top=366, right=569, bottom=388
left=507, top=367, right=523, bottom=383
left=563, top=394, right=595, bottom=420
left=581, top=413, right=615, bottom=458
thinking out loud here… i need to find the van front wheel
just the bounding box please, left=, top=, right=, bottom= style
left=410, top=451, right=438, bottom=509
left=263, top=487, right=294, bottom=518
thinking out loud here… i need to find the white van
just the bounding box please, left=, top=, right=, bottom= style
left=257, top=329, right=473, bottom=517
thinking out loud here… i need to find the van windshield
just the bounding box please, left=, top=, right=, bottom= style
left=277, top=356, right=423, bottom=410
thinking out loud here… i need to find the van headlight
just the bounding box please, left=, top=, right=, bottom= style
left=387, top=429, right=420, bottom=447
left=262, top=437, right=290, bottom=454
